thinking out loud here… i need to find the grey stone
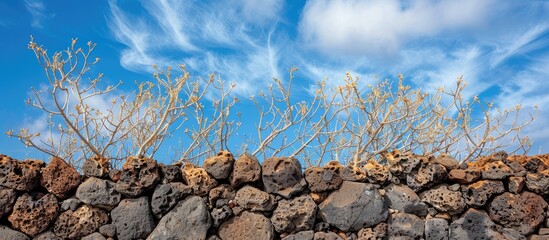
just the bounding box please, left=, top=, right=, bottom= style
left=384, top=183, right=427, bottom=216
left=0, top=185, right=17, bottom=218
left=435, top=153, right=459, bottom=170
left=76, top=177, right=121, bottom=210
left=508, top=176, right=525, bottom=194
left=420, top=184, right=466, bottom=215
left=388, top=212, right=424, bottom=239
left=339, top=166, right=367, bottom=182
left=407, top=163, right=447, bottom=191
left=111, top=196, right=155, bottom=240
left=148, top=196, right=211, bottom=240
left=482, top=161, right=514, bottom=180
left=262, top=157, right=307, bottom=198
left=211, top=205, right=233, bottom=228
left=386, top=151, right=422, bottom=179
left=488, top=191, right=547, bottom=235
left=82, top=157, right=109, bottom=178
left=313, top=232, right=343, bottom=240
left=0, top=156, right=43, bottom=191
left=235, top=185, right=276, bottom=211
left=449, top=208, right=505, bottom=240
left=304, top=167, right=342, bottom=192
left=53, top=205, right=109, bottom=240
left=230, top=153, right=261, bottom=188
left=0, top=225, right=29, bottom=240
left=425, top=218, right=448, bottom=240
left=204, top=150, right=235, bottom=179
left=272, top=195, right=317, bottom=233
left=218, top=211, right=274, bottom=240
left=526, top=170, right=549, bottom=195
left=81, top=232, right=107, bottom=240
left=282, top=230, right=314, bottom=240
left=159, top=163, right=183, bottom=183
left=99, top=224, right=116, bottom=238
left=463, top=180, right=505, bottom=208
left=115, top=157, right=160, bottom=197
left=319, top=181, right=388, bottom=232
left=209, top=184, right=236, bottom=208
left=33, top=231, right=62, bottom=240
left=60, top=198, right=81, bottom=211
left=151, top=182, right=192, bottom=218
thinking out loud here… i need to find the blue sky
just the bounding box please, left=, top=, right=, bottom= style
left=1, top=0, right=548, bottom=162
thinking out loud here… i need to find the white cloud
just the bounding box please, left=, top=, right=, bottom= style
left=24, top=0, right=50, bottom=28
left=298, top=0, right=494, bottom=56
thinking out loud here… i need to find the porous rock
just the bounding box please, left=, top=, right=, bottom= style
left=384, top=183, right=427, bottom=216
left=313, top=232, right=343, bottom=240
left=449, top=208, right=505, bottom=240
left=82, top=156, right=109, bottom=178
left=159, top=163, right=184, bottom=183
left=8, top=193, right=59, bottom=237
left=319, top=181, right=388, bottom=232
left=211, top=205, right=233, bottom=228
left=357, top=223, right=387, bottom=240
left=218, top=211, right=274, bottom=240
left=388, top=212, right=424, bottom=239
left=364, top=160, right=390, bottom=184
left=282, top=230, right=314, bottom=240
left=272, top=195, right=317, bottom=233
left=115, top=156, right=160, bottom=197
left=183, top=163, right=218, bottom=196
left=419, top=184, right=466, bottom=215
left=488, top=191, right=548, bottom=235
left=0, top=225, right=29, bottom=240
left=509, top=176, right=525, bottom=194
left=339, top=165, right=367, bottom=182
left=0, top=185, right=16, bottom=218
left=262, top=157, right=307, bottom=198
left=76, top=177, right=121, bottom=210
left=53, top=205, right=109, bottom=240
left=204, top=150, right=235, bottom=179
left=406, top=163, right=447, bottom=191
left=111, top=196, right=155, bottom=240
left=386, top=150, right=421, bottom=179
left=151, top=182, right=192, bottom=218
left=482, top=161, right=513, bottom=180
left=235, top=185, right=276, bottom=211
left=526, top=169, right=549, bottom=195
left=40, top=157, right=81, bottom=199
left=148, top=196, right=211, bottom=240
left=0, top=155, right=43, bottom=191
left=448, top=168, right=481, bottom=184
left=425, top=218, right=449, bottom=240
left=304, top=167, right=342, bottom=192
left=209, top=184, right=236, bottom=208
left=435, top=153, right=460, bottom=170
left=463, top=180, right=505, bottom=207
left=230, top=153, right=261, bottom=188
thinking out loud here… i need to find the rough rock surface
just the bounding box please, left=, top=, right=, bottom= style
left=304, top=167, right=342, bottom=192
left=230, top=153, right=261, bottom=188
left=0, top=185, right=16, bottom=218
left=8, top=193, right=59, bottom=237
left=115, top=157, right=160, bottom=197
left=76, top=177, right=121, bottom=210
left=218, top=211, right=274, bottom=240
left=463, top=180, right=505, bottom=207
left=0, top=225, right=29, bottom=240
left=313, top=232, right=343, bottom=240
left=407, top=163, right=447, bottom=191
left=209, top=184, right=236, bottom=208
left=420, top=184, right=466, bottom=215
left=272, top=195, right=317, bottom=233
left=0, top=155, right=43, bottom=191
left=204, top=150, right=235, bottom=179
left=449, top=208, right=505, bottom=240
left=82, top=156, right=109, bottom=178
left=148, top=196, right=211, bottom=240
left=111, top=196, right=155, bottom=240
left=159, top=163, right=184, bottom=183
left=388, top=212, right=424, bottom=239
left=425, top=218, right=449, bottom=240
left=488, top=191, right=548, bottom=235
left=282, top=230, right=314, bottom=240
left=386, top=151, right=421, bottom=179
left=53, top=205, right=109, bottom=239
left=81, top=232, right=107, bottom=240
left=357, top=223, right=388, bottom=240
left=448, top=168, right=481, bottom=184
left=364, top=159, right=390, bottom=184
left=211, top=205, right=233, bottom=227
left=151, top=182, right=192, bottom=218
left=235, top=185, right=276, bottom=211
left=482, top=161, right=514, bottom=179
left=40, top=157, right=81, bottom=199
left=33, top=231, right=62, bottom=240
left=435, top=153, right=460, bottom=170
left=509, top=176, right=525, bottom=194
left=61, top=198, right=81, bottom=211
left=526, top=170, right=549, bottom=195
left=339, top=165, right=367, bottom=182
left=262, top=157, right=307, bottom=198
left=183, top=163, right=218, bottom=196
left=319, top=181, right=387, bottom=232
left=384, top=183, right=427, bottom=216
left=99, top=224, right=116, bottom=238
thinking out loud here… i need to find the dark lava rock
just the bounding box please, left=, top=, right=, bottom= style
left=148, top=196, right=211, bottom=240
left=463, top=180, right=505, bottom=208
left=0, top=155, right=43, bottom=191
left=262, top=157, right=307, bottom=198
left=111, top=196, right=155, bottom=240
left=115, top=156, right=160, bottom=197
left=218, top=211, right=275, bottom=240
left=151, top=182, right=192, bottom=218
left=384, top=183, right=427, bottom=216
left=388, top=212, right=424, bottom=239
left=235, top=185, right=276, bottom=211
left=488, top=191, right=548, bottom=235
left=449, top=208, right=506, bottom=240
left=76, top=177, right=121, bottom=210
left=419, top=184, right=466, bottom=216
left=425, top=218, right=449, bottom=240
left=304, top=167, right=342, bottom=192
left=0, top=225, right=29, bottom=240
left=82, top=156, right=109, bottom=178
left=230, top=153, right=261, bottom=188
left=204, top=150, right=235, bottom=180
left=53, top=205, right=108, bottom=240
left=406, top=163, right=447, bottom=191
left=271, top=195, right=317, bottom=233
left=526, top=169, right=549, bottom=195
left=0, top=185, right=16, bottom=218
left=159, top=163, right=184, bottom=183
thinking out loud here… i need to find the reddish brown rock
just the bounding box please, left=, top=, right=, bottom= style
left=435, top=153, right=460, bottom=170
left=8, top=193, right=59, bottom=237
left=53, top=205, right=109, bottom=240
left=509, top=176, right=525, bottom=194
left=304, top=167, right=342, bottom=192
left=526, top=169, right=549, bottom=195
left=151, top=182, right=192, bottom=218
left=463, top=180, right=505, bottom=208
left=230, top=153, right=261, bottom=188
left=310, top=191, right=328, bottom=204
left=339, top=165, right=367, bottom=182
left=448, top=168, right=481, bottom=184
left=364, top=160, right=390, bottom=184
left=204, top=150, right=235, bottom=180
left=82, top=156, right=109, bottom=178
left=235, top=185, right=276, bottom=211
left=419, top=184, right=466, bottom=215
left=482, top=161, right=513, bottom=180
left=218, top=211, right=275, bottom=240
left=407, top=163, right=447, bottom=191
left=271, top=195, right=317, bottom=233
left=115, top=156, right=160, bottom=197
left=386, top=150, right=422, bottom=179
left=262, top=157, right=307, bottom=198
left=0, top=155, right=43, bottom=191
left=508, top=155, right=549, bottom=173
left=0, top=186, right=16, bottom=218
left=388, top=212, right=424, bottom=239
left=449, top=208, right=506, bottom=240
left=209, top=184, right=236, bottom=208
left=488, top=191, right=548, bottom=235
left=183, top=162, right=218, bottom=196
left=40, top=157, right=81, bottom=199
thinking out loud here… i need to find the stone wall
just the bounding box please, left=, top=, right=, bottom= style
left=1, top=151, right=549, bottom=240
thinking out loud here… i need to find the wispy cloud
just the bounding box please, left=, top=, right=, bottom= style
left=24, top=0, right=49, bottom=28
